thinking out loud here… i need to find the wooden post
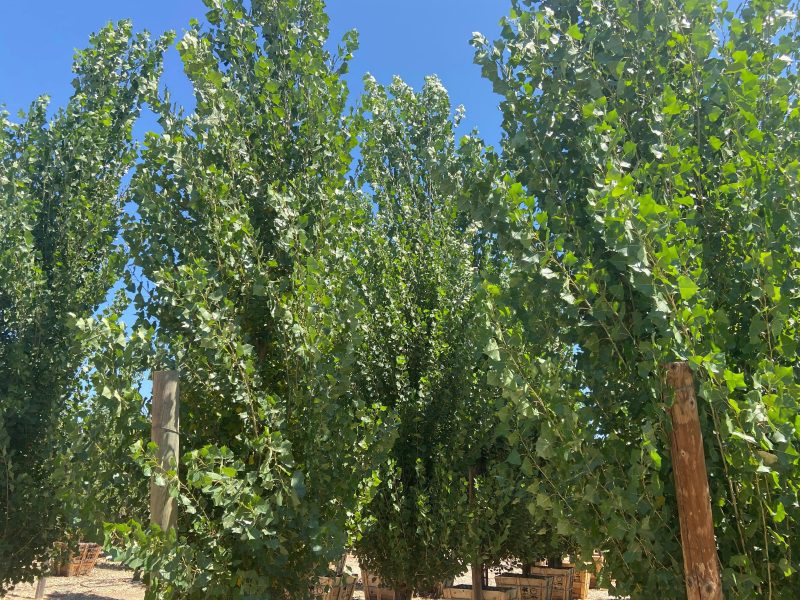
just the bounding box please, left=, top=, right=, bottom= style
left=665, top=362, right=723, bottom=600
left=34, top=577, right=46, bottom=599
left=150, top=370, right=180, bottom=532
left=468, top=467, right=483, bottom=600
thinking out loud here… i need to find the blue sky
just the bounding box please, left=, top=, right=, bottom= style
left=0, top=1, right=507, bottom=146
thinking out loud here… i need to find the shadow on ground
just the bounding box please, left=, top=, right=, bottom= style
left=49, top=595, right=121, bottom=600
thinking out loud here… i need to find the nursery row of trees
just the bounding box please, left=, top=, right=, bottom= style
left=2, top=0, right=799, bottom=598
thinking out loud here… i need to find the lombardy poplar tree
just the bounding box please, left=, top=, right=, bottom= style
left=119, top=1, right=384, bottom=597
left=474, top=0, right=800, bottom=597
left=350, top=75, right=511, bottom=597
left=0, top=23, right=168, bottom=592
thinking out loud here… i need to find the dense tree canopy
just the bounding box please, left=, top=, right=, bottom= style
left=473, top=0, right=800, bottom=596
left=349, top=75, right=495, bottom=597
left=0, top=23, right=167, bottom=592
left=116, top=1, right=385, bottom=597
left=1, top=1, right=798, bottom=599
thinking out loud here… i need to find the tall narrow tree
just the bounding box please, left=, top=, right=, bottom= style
left=121, top=1, right=383, bottom=597
left=0, top=22, right=168, bottom=591
left=473, top=0, right=800, bottom=596
left=350, top=75, right=505, bottom=598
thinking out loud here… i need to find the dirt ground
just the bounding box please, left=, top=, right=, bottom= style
left=6, top=558, right=621, bottom=599
left=6, top=561, right=145, bottom=600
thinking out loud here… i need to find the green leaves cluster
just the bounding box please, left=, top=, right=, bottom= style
left=349, top=75, right=493, bottom=596
left=473, top=0, right=800, bottom=597
left=116, top=1, right=384, bottom=597
left=59, top=298, right=157, bottom=542
left=0, top=23, right=168, bottom=592
left=348, top=72, right=580, bottom=595
left=2, top=2, right=799, bottom=600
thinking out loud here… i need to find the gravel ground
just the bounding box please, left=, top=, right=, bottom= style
left=6, top=557, right=622, bottom=599
left=6, top=561, right=145, bottom=600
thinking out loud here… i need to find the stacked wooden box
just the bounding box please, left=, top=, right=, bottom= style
left=567, top=569, right=590, bottom=599
left=527, top=566, right=574, bottom=600
left=495, top=572, right=554, bottom=600
left=313, top=574, right=356, bottom=600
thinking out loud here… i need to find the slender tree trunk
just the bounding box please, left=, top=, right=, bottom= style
left=469, top=467, right=484, bottom=600
left=335, top=553, right=347, bottom=576
left=34, top=578, right=46, bottom=599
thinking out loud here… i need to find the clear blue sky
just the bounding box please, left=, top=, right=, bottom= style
left=0, top=1, right=507, bottom=146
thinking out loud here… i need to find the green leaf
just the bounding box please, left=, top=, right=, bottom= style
left=484, top=338, right=501, bottom=361
left=724, top=369, right=747, bottom=391
left=677, top=275, right=699, bottom=300
left=566, top=24, right=583, bottom=41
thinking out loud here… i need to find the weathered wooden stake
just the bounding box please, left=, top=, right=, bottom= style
left=34, top=577, right=46, bottom=599
left=666, top=362, right=723, bottom=600
left=150, top=370, right=180, bottom=532
left=468, top=467, right=483, bottom=600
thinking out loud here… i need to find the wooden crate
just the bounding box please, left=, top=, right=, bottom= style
left=566, top=569, right=589, bottom=600
left=496, top=573, right=554, bottom=600
left=528, top=566, right=573, bottom=600
left=361, top=569, right=403, bottom=600
left=54, top=543, right=102, bottom=577
left=313, top=574, right=356, bottom=600
left=361, top=567, right=450, bottom=599
left=444, top=584, right=518, bottom=599
left=589, top=553, right=604, bottom=589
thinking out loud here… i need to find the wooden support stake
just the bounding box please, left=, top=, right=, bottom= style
left=34, top=577, right=46, bottom=599
left=468, top=467, right=483, bottom=600
left=666, top=362, right=723, bottom=600
left=150, top=370, right=180, bottom=532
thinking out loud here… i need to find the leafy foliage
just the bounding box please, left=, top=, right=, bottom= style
left=3, top=2, right=798, bottom=599
left=348, top=74, right=563, bottom=595
left=0, top=23, right=167, bottom=592
left=349, top=76, right=486, bottom=596
left=473, top=0, right=800, bottom=597
left=58, top=296, right=157, bottom=543
left=116, top=1, right=385, bottom=597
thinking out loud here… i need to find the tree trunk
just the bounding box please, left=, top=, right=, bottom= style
left=395, top=586, right=413, bottom=600
left=469, top=467, right=484, bottom=600
left=34, top=578, right=46, bottom=599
